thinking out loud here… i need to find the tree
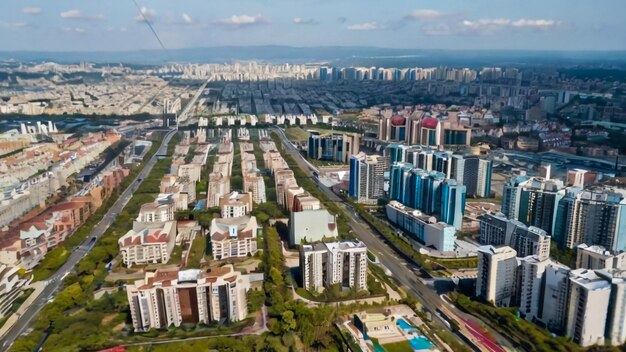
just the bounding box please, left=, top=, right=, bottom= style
left=280, top=310, right=297, bottom=333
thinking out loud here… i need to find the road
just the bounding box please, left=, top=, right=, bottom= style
left=0, top=128, right=177, bottom=350
left=178, top=78, right=211, bottom=125
left=272, top=127, right=515, bottom=351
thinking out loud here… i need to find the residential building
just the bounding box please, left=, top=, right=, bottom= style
left=178, top=163, right=202, bottom=183
left=349, top=152, right=385, bottom=204
left=289, top=209, right=338, bottom=246
left=476, top=245, right=519, bottom=307
left=219, top=192, right=253, bottom=218
left=385, top=201, right=456, bottom=252
left=118, top=221, right=177, bottom=268
left=300, top=241, right=367, bottom=293
left=243, top=172, right=266, bottom=204
left=209, top=216, right=258, bottom=260
left=479, top=213, right=551, bottom=260
left=307, top=131, right=360, bottom=163
left=502, top=176, right=563, bottom=235
left=554, top=186, right=626, bottom=251
left=136, top=195, right=176, bottom=224
left=206, top=172, right=230, bottom=208
left=575, top=244, right=626, bottom=270
left=565, top=269, right=611, bottom=347
left=126, top=265, right=250, bottom=332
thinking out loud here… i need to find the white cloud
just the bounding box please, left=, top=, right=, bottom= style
left=347, top=22, right=384, bottom=31
left=406, top=9, right=447, bottom=21
left=182, top=13, right=193, bottom=25
left=214, top=14, right=268, bottom=28
left=22, top=7, right=41, bottom=15
left=134, top=7, right=156, bottom=22
left=62, top=27, right=86, bottom=33
left=293, top=17, right=318, bottom=25
left=461, top=18, right=560, bottom=33
left=60, top=9, right=104, bottom=20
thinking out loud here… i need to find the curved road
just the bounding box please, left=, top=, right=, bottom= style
left=1, top=128, right=177, bottom=350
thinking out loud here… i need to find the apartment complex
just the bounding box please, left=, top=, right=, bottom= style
left=479, top=212, right=551, bottom=260
left=300, top=241, right=368, bottom=293
left=307, top=131, right=360, bottom=163
left=389, top=162, right=466, bottom=229
left=219, top=192, right=253, bottom=218
left=126, top=265, right=250, bottom=332
left=118, top=221, right=176, bottom=267
left=289, top=209, right=338, bottom=246
left=209, top=216, right=259, bottom=260
left=385, top=201, right=456, bottom=252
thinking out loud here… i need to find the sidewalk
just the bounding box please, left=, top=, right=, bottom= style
left=0, top=281, right=47, bottom=339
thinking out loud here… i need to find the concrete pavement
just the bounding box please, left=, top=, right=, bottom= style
left=0, top=128, right=177, bottom=351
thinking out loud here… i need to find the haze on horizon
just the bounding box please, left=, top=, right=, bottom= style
left=0, top=0, right=624, bottom=53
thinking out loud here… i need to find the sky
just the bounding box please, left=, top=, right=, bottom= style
left=0, top=0, right=624, bottom=52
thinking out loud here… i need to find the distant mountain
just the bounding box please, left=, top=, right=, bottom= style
left=1, top=45, right=625, bottom=68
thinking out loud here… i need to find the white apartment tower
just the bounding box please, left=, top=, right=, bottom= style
left=476, top=245, right=519, bottom=307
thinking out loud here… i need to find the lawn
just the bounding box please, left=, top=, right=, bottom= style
left=382, top=340, right=413, bottom=352
left=186, top=235, right=207, bottom=268
left=284, top=126, right=309, bottom=141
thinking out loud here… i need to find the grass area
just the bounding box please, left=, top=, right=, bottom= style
left=448, top=292, right=581, bottom=352
left=431, top=257, right=478, bottom=270
left=186, top=235, right=207, bottom=268
left=168, top=244, right=184, bottom=265
left=284, top=126, right=309, bottom=141
left=231, top=142, right=243, bottom=191
left=382, top=340, right=413, bottom=352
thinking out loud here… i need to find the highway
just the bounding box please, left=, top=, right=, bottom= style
left=272, top=127, right=515, bottom=351
left=0, top=128, right=177, bottom=350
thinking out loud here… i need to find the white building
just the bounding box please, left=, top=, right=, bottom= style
left=300, top=241, right=368, bottom=293
left=126, top=265, right=250, bottom=332
left=219, top=192, right=252, bottom=218
left=178, top=163, right=202, bottom=183
left=576, top=244, right=626, bottom=271
left=118, top=221, right=176, bottom=267
left=476, top=245, right=518, bottom=307
left=210, top=216, right=258, bottom=260
left=136, top=196, right=176, bottom=223
left=565, top=269, right=611, bottom=347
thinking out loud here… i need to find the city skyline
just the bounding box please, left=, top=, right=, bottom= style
left=0, top=0, right=624, bottom=52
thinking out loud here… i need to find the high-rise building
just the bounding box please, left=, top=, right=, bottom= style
left=554, top=186, right=626, bottom=251
left=389, top=163, right=465, bottom=229
left=219, top=192, right=253, bottom=218
left=384, top=143, right=409, bottom=167
left=479, top=213, right=551, bottom=260
left=126, top=265, right=250, bottom=332
left=476, top=245, right=519, bottom=307
left=300, top=241, right=368, bottom=293
left=597, top=270, right=626, bottom=346
left=565, top=269, right=611, bottom=347
left=502, top=177, right=563, bottom=235
left=575, top=244, right=626, bottom=270
left=349, top=152, right=386, bottom=204
left=307, top=131, right=360, bottom=163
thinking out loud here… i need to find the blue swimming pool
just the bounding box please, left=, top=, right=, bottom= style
left=396, top=318, right=416, bottom=331
left=408, top=336, right=433, bottom=350
left=373, top=343, right=385, bottom=352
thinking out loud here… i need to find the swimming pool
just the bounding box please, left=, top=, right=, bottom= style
left=373, top=343, right=385, bottom=352
left=396, top=318, right=416, bottom=331
left=408, top=336, right=434, bottom=350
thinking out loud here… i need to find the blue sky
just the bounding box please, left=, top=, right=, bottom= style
left=0, top=0, right=624, bottom=51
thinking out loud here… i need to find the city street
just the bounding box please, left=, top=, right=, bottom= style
left=0, top=128, right=177, bottom=350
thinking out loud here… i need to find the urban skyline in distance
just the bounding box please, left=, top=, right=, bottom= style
left=0, top=0, right=625, bottom=52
